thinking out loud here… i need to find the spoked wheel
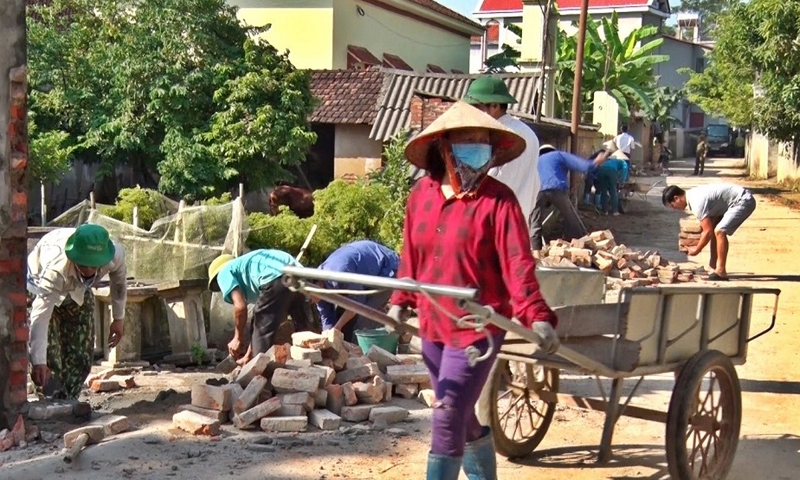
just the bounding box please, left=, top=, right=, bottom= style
left=666, top=350, right=742, bottom=480
left=489, top=358, right=559, bottom=458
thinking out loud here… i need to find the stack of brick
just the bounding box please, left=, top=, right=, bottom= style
left=176, top=329, right=421, bottom=435
left=538, top=229, right=706, bottom=289
left=84, top=368, right=138, bottom=393
left=678, top=217, right=702, bottom=253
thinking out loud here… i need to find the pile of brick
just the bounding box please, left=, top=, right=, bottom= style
left=174, top=329, right=436, bottom=436
left=678, top=217, right=702, bottom=253
left=84, top=369, right=138, bottom=393
left=538, top=229, right=706, bottom=289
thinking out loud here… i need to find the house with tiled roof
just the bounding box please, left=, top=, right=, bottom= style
left=470, top=0, right=671, bottom=73
left=228, top=0, right=483, bottom=74
left=303, top=67, right=598, bottom=185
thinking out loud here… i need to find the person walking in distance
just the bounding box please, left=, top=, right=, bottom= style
left=388, top=101, right=559, bottom=480
left=463, top=76, right=541, bottom=236
left=694, top=133, right=709, bottom=176
left=662, top=184, right=756, bottom=281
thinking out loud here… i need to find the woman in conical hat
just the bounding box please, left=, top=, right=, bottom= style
left=388, top=101, right=559, bottom=480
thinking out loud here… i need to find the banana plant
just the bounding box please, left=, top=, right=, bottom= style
left=553, top=11, right=670, bottom=120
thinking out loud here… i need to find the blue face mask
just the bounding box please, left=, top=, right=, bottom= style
left=451, top=143, right=493, bottom=170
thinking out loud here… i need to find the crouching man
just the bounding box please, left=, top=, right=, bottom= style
left=28, top=225, right=128, bottom=399
left=662, top=183, right=756, bottom=281
left=314, top=240, right=399, bottom=343
left=208, top=249, right=315, bottom=364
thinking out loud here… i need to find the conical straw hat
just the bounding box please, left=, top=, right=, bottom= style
left=404, top=101, right=527, bottom=170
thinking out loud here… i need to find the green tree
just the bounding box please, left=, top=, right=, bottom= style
left=680, top=2, right=755, bottom=128
left=554, top=13, right=670, bottom=120
left=678, top=0, right=740, bottom=39
left=28, top=0, right=317, bottom=201
left=27, top=112, right=75, bottom=185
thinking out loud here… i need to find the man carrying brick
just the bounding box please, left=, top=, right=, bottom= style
left=313, top=240, right=399, bottom=343
left=662, top=184, right=756, bottom=281
left=208, top=249, right=314, bottom=364
left=27, top=225, right=128, bottom=399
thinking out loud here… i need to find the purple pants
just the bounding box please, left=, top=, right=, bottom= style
left=423, top=333, right=504, bottom=457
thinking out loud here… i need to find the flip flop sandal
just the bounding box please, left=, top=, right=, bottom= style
left=707, top=272, right=729, bottom=281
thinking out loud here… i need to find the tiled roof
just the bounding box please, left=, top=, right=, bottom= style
left=406, top=0, right=482, bottom=28
left=369, top=69, right=542, bottom=141
left=347, top=45, right=381, bottom=68
left=426, top=64, right=447, bottom=73
left=477, top=0, right=654, bottom=12
left=383, top=53, right=414, bottom=71
left=309, top=68, right=386, bottom=124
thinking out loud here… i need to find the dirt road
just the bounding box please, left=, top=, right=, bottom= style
left=1, top=157, right=798, bottom=480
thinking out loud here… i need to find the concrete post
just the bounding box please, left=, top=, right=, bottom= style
left=0, top=0, right=29, bottom=426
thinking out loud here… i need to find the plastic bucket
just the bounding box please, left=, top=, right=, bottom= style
left=355, top=328, right=399, bottom=354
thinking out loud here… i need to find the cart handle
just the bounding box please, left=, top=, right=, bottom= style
left=747, top=290, right=781, bottom=343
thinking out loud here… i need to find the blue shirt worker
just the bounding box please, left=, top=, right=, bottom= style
left=208, top=249, right=314, bottom=363
left=316, top=240, right=400, bottom=343
left=531, top=145, right=607, bottom=251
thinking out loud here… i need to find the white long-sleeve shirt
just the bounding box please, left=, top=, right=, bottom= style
left=613, top=132, right=635, bottom=154
left=488, top=114, right=541, bottom=223
left=27, top=228, right=127, bottom=365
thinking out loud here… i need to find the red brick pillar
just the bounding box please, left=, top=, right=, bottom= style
left=5, top=66, right=30, bottom=410
left=1, top=0, right=29, bottom=424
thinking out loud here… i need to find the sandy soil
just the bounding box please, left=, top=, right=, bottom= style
left=1, top=156, right=799, bottom=480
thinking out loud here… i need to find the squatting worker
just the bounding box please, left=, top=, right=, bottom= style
left=662, top=183, right=756, bottom=281
left=387, top=101, right=559, bottom=480
left=463, top=76, right=541, bottom=234
left=208, top=249, right=314, bottom=364
left=314, top=240, right=399, bottom=343
left=27, top=224, right=127, bottom=399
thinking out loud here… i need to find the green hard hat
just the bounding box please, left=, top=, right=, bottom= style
left=464, top=76, right=518, bottom=105
left=65, top=224, right=116, bottom=267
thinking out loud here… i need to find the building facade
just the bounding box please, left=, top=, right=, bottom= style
left=230, top=0, right=483, bottom=73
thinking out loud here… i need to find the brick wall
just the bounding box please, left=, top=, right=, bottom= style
left=409, top=95, right=455, bottom=133
left=1, top=0, right=30, bottom=426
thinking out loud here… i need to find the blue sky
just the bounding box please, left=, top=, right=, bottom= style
left=437, top=0, right=480, bottom=16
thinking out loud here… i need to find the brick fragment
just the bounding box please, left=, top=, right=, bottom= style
left=290, top=345, right=323, bottom=363
left=191, top=384, right=233, bottom=411
left=386, top=364, right=429, bottom=384
left=63, top=425, right=105, bottom=447
left=334, top=362, right=379, bottom=384
left=418, top=389, right=436, bottom=407
left=234, top=375, right=268, bottom=414
left=308, top=409, right=341, bottom=430
left=271, top=368, right=320, bottom=394
left=233, top=397, right=282, bottom=429
left=278, top=392, right=315, bottom=412
left=325, top=384, right=344, bottom=415
left=353, top=377, right=385, bottom=404
left=178, top=405, right=229, bottom=423
left=340, top=405, right=375, bottom=422
left=91, top=379, right=122, bottom=393
left=276, top=405, right=305, bottom=416
left=261, top=416, right=308, bottom=432
left=341, top=382, right=358, bottom=406
left=395, top=383, right=419, bottom=399
left=366, top=345, right=401, bottom=372
left=314, top=389, right=328, bottom=408
left=90, top=415, right=131, bottom=435
left=173, top=411, right=221, bottom=436
left=369, top=406, right=408, bottom=425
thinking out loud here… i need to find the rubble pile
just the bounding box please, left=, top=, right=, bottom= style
left=538, top=229, right=706, bottom=290
left=175, top=329, right=436, bottom=436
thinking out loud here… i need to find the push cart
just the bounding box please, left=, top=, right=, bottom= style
left=280, top=266, right=780, bottom=480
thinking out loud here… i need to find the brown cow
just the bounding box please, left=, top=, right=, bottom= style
left=269, top=185, right=314, bottom=218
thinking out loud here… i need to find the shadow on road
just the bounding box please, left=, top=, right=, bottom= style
left=507, top=434, right=800, bottom=480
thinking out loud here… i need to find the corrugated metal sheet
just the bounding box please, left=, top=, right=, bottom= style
left=369, top=69, right=542, bottom=142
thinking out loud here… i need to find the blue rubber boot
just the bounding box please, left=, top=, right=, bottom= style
left=427, top=453, right=462, bottom=480
left=462, top=428, right=497, bottom=480
left=594, top=194, right=603, bottom=210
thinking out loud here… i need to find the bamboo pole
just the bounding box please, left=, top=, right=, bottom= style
left=132, top=206, right=139, bottom=229
left=89, top=192, right=96, bottom=210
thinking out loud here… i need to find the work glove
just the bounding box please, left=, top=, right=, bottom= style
left=532, top=321, right=560, bottom=355
left=387, top=305, right=407, bottom=324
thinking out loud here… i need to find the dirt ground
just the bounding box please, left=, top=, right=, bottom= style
left=2, top=156, right=799, bottom=480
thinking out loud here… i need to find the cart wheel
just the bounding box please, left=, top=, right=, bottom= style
left=489, top=358, right=559, bottom=458
left=665, top=350, right=742, bottom=480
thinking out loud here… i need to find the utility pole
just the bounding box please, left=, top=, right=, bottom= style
left=569, top=0, right=590, bottom=154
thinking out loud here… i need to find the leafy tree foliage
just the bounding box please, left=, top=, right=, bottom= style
left=28, top=0, right=317, bottom=201
left=677, top=0, right=740, bottom=39
left=554, top=13, right=669, bottom=120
